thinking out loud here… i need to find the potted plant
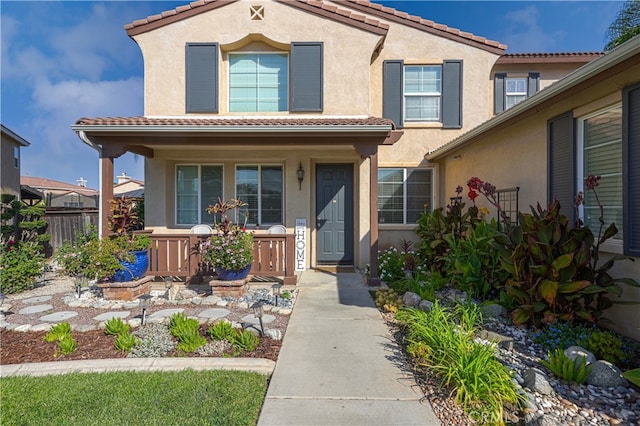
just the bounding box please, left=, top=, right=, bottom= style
left=108, top=197, right=151, bottom=282
left=201, top=199, right=254, bottom=281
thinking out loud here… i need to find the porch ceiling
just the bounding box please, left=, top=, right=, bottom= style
left=72, top=116, right=402, bottom=158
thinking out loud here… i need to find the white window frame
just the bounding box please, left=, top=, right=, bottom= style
left=228, top=52, right=289, bottom=112
left=576, top=104, right=623, bottom=254
left=175, top=164, right=224, bottom=226
left=403, top=65, right=442, bottom=123
left=378, top=167, right=434, bottom=225
left=505, top=77, right=527, bottom=110
left=235, top=164, right=284, bottom=226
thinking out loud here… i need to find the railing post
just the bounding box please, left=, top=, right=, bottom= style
left=284, top=234, right=296, bottom=285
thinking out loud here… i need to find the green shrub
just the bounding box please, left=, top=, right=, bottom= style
left=168, top=312, right=200, bottom=338
left=208, top=321, right=235, bottom=341
left=229, top=330, right=260, bottom=352
left=397, top=303, right=524, bottom=424
left=55, top=335, right=77, bottom=357
left=114, top=332, right=139, bottom=353
left=44, top=322, right=72, bottom=343
left=540, top=348, right=592, bottom=385
left=584, top=331, right=625, bottom=365
left=104, top=317, right=130, bottom=336
left=374, top=288, right=403, bottom=313
left=377, top=247, right=406, bottom=283
left=0, top=241, right=45, bottom=294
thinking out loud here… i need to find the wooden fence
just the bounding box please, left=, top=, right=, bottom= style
left=147, top=233, right=297, bottom=285
left=44, top=208, right=98, bottom=251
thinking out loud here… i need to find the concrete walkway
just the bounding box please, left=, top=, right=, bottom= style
left=258, top=270, right=439, bottom=426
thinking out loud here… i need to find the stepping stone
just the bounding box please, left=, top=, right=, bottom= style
left=93, top=311, right=131, bottom=321
left=39, top=311, right=78, bottom=322
left=31, top=323, right=53, bottom=332
left=241, top=314, right=276, bottom=325
left=148, top=308, right=184, bottom=320
left=21, top=295, right=52, bottom=304
left=18, top=304, right=53, bottom=315
left=198, top=308, right=230, bottom=320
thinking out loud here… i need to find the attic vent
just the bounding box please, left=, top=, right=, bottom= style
left=250, top=5, right=264, bottom=20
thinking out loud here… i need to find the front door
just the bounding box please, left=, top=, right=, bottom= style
left=316, top=164, right=354, bottom=264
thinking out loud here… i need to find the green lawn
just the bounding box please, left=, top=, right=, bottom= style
left=1, top=369, right=267, bottom=425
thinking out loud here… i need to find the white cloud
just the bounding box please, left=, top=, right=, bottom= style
left=499, top=6, right=560, bottom=52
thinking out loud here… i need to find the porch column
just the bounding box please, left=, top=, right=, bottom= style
left=369, top=150, right=380, bottom=286
left=100, top=155, right=114, bottom=238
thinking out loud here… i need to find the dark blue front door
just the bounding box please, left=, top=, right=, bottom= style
left=316, top=164, right=353, bottom=264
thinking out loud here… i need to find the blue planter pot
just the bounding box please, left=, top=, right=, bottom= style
left=112, top=250, right=149, bottom=282
left=215, top=264, right=251, bottom=281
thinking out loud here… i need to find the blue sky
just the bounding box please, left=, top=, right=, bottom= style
left=1, top=0, right=624, bottom=189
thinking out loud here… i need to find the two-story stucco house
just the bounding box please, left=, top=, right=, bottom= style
left=1, top=124, right=30, bottom=199
left=72, top=0, right=598, bottom=284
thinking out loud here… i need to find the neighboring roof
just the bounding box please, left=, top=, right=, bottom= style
left=1, top=124, right=30, bottom=147
left=116, top=188, right=145, bottom=199
left=496, top=52, right=604, bottom=64
left=114, top=178, right=144, bottom=188
left=124, top=0, right=505, bottom=53
left=427, top=37, right=640, bottom=161
left=74, top=116, right=395, bottom=130
left=21, top=176, right=99, bottom=196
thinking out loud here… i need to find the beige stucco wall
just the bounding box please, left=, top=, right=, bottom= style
left=134, top=0, right=382, bottom=116
left=434, top=62, right=640, bottom=340
left=1, top=136, right=21, bottom=198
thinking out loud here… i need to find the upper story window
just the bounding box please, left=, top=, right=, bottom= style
left=14, top=146, right=19, bottom=168
left=495, top=72, right=539, bottom=114
left=378, top=168, right=433, bottom=224
left=383, top=60, right=462, bottom=129
left=236, top=165, right=283, bottom=226
left=505, top=78, right=527, bottom=109
left=229, top=53, right=288, bottom=112
left=404, top=66, right=442, bottom=122
left=176, top=165, right=223, bottom=225
left=577, top=105, right=623, bottom=243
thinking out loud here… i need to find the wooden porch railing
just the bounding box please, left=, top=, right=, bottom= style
left=146, top=233, right=297, bottom=285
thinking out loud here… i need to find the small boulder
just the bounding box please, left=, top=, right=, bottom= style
left=523, top=368, right=553, bottom=395
left=265, top=329, right=282, bottom=341
left=586, top=360, right=627, bottom=388
left=418, top=300, right=433, bottom=312
left=402, top=291, right=422, bottom=307
left=480, top=303, right=507, bottom=319
left=564, top=346, right=596, bottom=364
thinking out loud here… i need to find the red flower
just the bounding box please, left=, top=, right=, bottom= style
left=467, top=177, right=483, bottom=191
left=585, top=175, right=601, bottom=190
left=468, top=190, right=478, bottom=202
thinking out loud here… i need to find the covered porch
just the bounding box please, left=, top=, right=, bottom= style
left=72, top=116, right=402, bottom=285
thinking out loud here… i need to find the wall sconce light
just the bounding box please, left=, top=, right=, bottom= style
left=297, top=163, right=305, bottom=190
left=139, top=294, right=153, bottom=325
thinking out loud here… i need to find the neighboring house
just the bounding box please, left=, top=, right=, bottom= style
left=427, top=37, right=640, bottom=340
left=113, top=172, right=144, bottom=198
left=1, top=124, right=30, bottom=199
left=72, top=0, right=597, bottom=284
left=21, top=176, right=99, bottom=209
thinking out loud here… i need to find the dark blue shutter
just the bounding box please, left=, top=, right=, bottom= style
left=186, top=43, right=218, bottom=113
left=528, top=72, right=540, bottom=97
left=494, top=73, right=506, bottom=114
left=383, top=60, right=403, bottom=129
left=290, top=42, right=323, bottom=112
left=623, top=83, right=640, bottom=256
left=442, top=60, right=463, bottom=129
left=547, top=111, right=575, bottom=226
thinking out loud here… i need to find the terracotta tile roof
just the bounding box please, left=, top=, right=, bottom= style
left=125, top=0, right=388, bottom=37
left=496, top=52, right=604, bottom=64
left=124, top=0, right=505, bottom=52
left=341, top=0, right=507, bottom=53
left=21, top=176, right=99, bottom=195
left=75, top=116, right=395, bottom=128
